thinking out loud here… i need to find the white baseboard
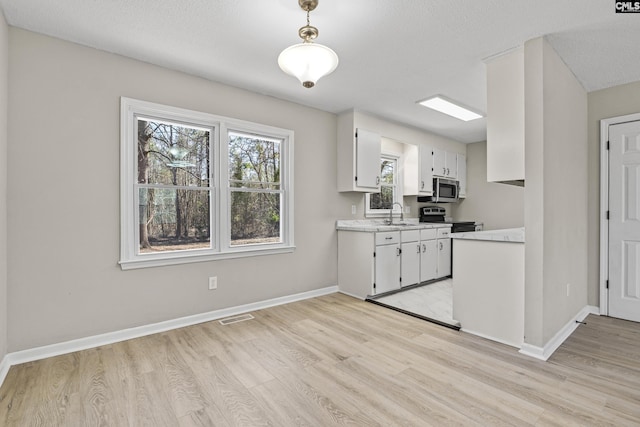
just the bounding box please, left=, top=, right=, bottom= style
left=519, top=305, right=599, bottom=361
left=0, top=285, right=338, bottom=388
left=459, top=328, right=522, bottom=349
left=0, top=355, right=10, bottom=388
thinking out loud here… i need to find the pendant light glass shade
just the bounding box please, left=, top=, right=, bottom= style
left=278, top=42, right=338, bottom=88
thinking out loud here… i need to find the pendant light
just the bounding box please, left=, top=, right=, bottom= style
left=278, top=0, right=339, bottom=88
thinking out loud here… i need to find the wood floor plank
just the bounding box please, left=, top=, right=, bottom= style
left=308, top=360, right=428, bottom=426
left=0, top=293, right=638, bottom=425
left=195, top=354, right=273, bottom=426
left=249, top=378, right=320, bottom=427
left=334, top=356, right=481, bottom=426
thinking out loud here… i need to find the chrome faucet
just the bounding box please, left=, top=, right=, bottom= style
left=387, top=202, right=404, bottom=225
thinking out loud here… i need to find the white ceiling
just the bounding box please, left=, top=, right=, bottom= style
left=1, top=0, right=639, bottom=143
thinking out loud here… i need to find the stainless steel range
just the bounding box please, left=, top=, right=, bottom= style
left=418, top=206, right=480, bottom=232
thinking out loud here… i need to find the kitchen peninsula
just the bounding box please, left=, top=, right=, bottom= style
left=451, top=228, right=525, bottom=348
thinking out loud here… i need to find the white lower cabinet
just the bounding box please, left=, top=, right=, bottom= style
left=420, top=229, right=438, bottom=282
left=401, top=228, right=449, bottom=287
left=337, top=226, right=451, bottom=300
left=375, top=241, right=401, bottom=293
left=401, top=230, right=421, bottom=287
left=437, top=228, right=452, bottom=278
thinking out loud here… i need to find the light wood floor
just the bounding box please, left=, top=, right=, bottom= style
left=1, top=293, right=639, bottom=426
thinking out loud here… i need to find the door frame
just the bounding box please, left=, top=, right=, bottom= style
left=600, top=112, right=640, bottom=315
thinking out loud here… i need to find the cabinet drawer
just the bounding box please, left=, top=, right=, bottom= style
left=376, top=231, right=400, bottom=245
left=437, top=227, right=451, bottom=239
left=401, top=230, right=420, bottom=243
left=420, top=229, right=438, bottom=241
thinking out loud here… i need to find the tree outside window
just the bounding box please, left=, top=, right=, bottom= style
left=228, top=132, right=282, bottom=246
left=137, top=119, right=211, bottom=253
left=366, top=155, right=401, bottom=216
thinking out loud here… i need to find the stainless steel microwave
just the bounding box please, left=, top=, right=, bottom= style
left=417, top=177, right=459, bottom=203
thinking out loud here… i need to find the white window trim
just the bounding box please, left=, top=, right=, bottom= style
left=120, top=97, right=294, bottom=270
left=365, top=154, right=403, bottom=218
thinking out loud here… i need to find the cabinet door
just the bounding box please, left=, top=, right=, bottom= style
left=419, top=146, right=434, bottom=194
left=375, top=244, right=401, bottom=294
left=458, top=154, right=467, bottom=198
left=401, top=242, right=421, bottom=287
left=437, top=238, right=452, bottom=278
left=433, top=148, right=447, bottom=177
left=355, top=128, right=381, bottom=190
left=420, top=239, right=438, bottom=282
left=445, top=152, right=458, bottom=178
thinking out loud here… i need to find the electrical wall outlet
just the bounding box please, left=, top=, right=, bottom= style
left=209, top=276, right=218, bottom=290
left=351, top=205, right=357, bottom=215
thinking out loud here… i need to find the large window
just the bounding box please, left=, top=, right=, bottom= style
left=120, top=98, right=294, bottom=269
left=365, top=155, right=402, bottom=217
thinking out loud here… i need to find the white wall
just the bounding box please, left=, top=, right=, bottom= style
left=524, top=38, right=588, bottom=347
left=451, top=141, right=524, bottom=229
left=6, top=28, right=354, bottom=351
left=587, top=81, right=640, bottom=307
left=0, top=11, right=8, bottom=361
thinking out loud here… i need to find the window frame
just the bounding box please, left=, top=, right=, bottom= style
left=365, top=154, right=403, bottom=217
left=120, top=97, right=294, bottom=270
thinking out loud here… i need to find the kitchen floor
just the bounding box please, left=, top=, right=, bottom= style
left=371, top=279, right=460, bottom=328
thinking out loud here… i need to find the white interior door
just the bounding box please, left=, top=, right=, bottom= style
left=609, top=120, right=640, bottom=322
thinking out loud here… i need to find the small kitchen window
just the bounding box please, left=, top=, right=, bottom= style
left=365, top=155, right=402, bottom=217
left=120, top=97, right=294, bottom=269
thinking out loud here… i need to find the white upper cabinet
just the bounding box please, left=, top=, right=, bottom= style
left=486, top=47, right=525, bottom=184
left=458, top=154, right=467, bottom=198
left=355, top=129, right=382, bottom=189
left=404, top=144, right=434, bottom=196
left=433, top=148, right=458, bottom=179
left=337, top=111, right=381, bottom=192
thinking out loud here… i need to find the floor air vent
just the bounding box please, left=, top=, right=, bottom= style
left=218, top=313, right=254, bottom=325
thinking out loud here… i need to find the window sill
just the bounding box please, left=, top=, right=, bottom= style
left=119, top=245, right=296, bottom=270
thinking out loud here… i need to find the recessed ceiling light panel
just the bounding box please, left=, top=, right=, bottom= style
left=417, top=95, right=483, bottom=121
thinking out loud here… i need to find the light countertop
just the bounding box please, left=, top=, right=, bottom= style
left=451, top=227, right=525, bottom=243
left=336, top=219, right=452, bottom=232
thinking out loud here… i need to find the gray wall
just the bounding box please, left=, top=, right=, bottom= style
left=0, top=11, right=7, bottom=361
left=451, top=141, right=524, bottom=229
left=7, top=28, right=354, bottom=351
left=587, top=81, right=640, bottom=307
left=524, top=38, right=588, bottom=347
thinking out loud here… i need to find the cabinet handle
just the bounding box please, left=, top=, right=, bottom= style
left=417, top=244, right=421, bottom=254
left=385, top=236, right=393, bottom=240
left=376, top=176, right=380, bottom=185
left=422, top=243, right=426, bottom=253
left=447, top=168, right=450, bottom=175
left=439, top=242, right=443, bottom=250
left=421, top=180, right=424, bottom=189
left=443, top=167, right=446, bottom=175
left=396, top=247, right=401, bottom=257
